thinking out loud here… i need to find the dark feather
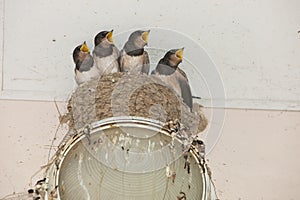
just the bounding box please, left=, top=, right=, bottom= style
left=123, top=41, right=144, bottom=56
left=76, top=55, right=94, bottom=72
left=73, top=45, right=94, bottom=72
left=177, top=70, right=193, bottom=110
left=153, top=59, right=176, bottom=75
left=93, top=44, right=114, bottom=58
left=141, top=51, right=150, bottom=74
left=94, top=31, right=110, bottom=46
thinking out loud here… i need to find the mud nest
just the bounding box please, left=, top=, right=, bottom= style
left=63, top=72, right=207, bottom=135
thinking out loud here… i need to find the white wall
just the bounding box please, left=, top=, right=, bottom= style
left=0, top=0, right=299, bottom=110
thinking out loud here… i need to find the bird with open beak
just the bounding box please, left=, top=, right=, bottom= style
left=93, top=30, right=120, bottom=75
left=119, top=30, right=150, bottom=74
left=73, top=41, right=100, bottom=85
left=151, top=48, right=193, bottom=110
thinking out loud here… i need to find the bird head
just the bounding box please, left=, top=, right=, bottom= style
left=164, top=48, right=184, bottom=68
left=94, top=30, right=114, bottom=47
left=127, top=30, right=150, bottom=49
left=73, top=41, right=91, bottom=63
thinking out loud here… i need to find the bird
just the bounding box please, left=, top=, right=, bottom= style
left=151, top=48, right=193, bottom=110
left=73, top=41, right=100, bottom=85
left=119, top=30, right=150, bottom=74
left=93, top=30, right=120, bottom=75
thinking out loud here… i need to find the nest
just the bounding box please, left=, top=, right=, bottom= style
left=62, top=72, right=207, bottom=135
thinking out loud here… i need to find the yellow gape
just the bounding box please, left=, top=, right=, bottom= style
left=142, top=30, right=150, bottom=43
left=106, top=30, right=114, bottom=43
left=175, top=48, right=184, bottom=60
left=80, top=41, right=90, bottom=53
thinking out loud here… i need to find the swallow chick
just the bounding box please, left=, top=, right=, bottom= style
left=120, top=30, right=150, bottom=74
left=73, top=41, right=100, bottom=85
left=151, top=48, right=193, bottom=110
left=93, top=30, right=120, bottom=75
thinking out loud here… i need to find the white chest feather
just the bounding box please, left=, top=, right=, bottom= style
left=93, top=49, right=119, bottom=75
left=155, top=73, right=182, bottom=96
left=121, top=52, right=144, bottom=73
left=75, top=65, right=100, bottom=85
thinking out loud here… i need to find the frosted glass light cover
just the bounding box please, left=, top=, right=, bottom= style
left=55, top=117, right=205, bottom=200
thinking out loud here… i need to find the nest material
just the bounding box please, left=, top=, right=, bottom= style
left=63, top=72, right=207, bottom=134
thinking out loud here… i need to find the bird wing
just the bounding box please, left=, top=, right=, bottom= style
left=119, top=49, right=125, bottom=72
left=177, top=68, right=193, bottom=110
left=113, top=45, right=121, bottom=72
left=141, top=51, right=150, bottom=74
left=177, top=67, right=188, bottom=79
left=77, top=55, right=94, bottom=72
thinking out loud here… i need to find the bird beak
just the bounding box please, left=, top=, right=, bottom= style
left=106, top=30, right=114, bottom=43
left=175, top=48, right=184, bottom=60
left=80, top=41, right=90, bottom=53
left=142, top=30, right=150, bottom=43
